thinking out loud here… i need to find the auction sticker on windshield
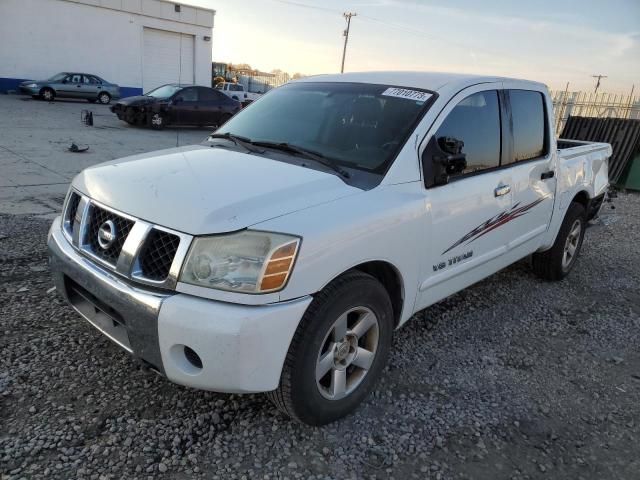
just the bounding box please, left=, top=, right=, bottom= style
left=382, top=87, right=432, bottom=102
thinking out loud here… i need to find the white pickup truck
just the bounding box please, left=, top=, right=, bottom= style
left=215, top=82, right=262, bottom=105
left=48, top=72, right=610, bottom=425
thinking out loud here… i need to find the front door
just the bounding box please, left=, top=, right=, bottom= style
left=417, top=87, right=514, bottom=310
left=57, top=73, right=83, bottom=98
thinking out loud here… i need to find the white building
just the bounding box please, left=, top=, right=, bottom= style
left=0, top=0, right=214, bottom=97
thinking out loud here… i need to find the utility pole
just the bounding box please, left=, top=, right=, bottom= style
left=340, top=12, right=357, bottom=74
left=591, top=74, right=607, bottom=94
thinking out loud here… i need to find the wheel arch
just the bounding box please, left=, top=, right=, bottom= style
left=571, top=190, right=590, bottom=210
left=324, top=260, right=405, bottom=328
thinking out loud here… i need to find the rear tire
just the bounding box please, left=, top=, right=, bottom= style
left=531, top=202, right=586, bottom=281
left=267, top=270, right=394, bottom=425
left=217, top=113, right=231, bottom=128
left=98, top=92, right=111, bottom=105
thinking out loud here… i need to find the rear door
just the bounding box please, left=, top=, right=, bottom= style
left=169, top=87, right=199, bottom=125
left=77, top=75, right=99, bottom=98
left=197, top=87, right=224, bottom=125
left=501, top=87, right=556, bottom=252
left=417, top=85, right=514, bottom=309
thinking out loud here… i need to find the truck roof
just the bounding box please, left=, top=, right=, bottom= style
left=298, top=71, right=547, bottom=94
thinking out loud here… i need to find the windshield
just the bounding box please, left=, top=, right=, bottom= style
left=145, top=85, right=182, bottom=98
left=47, top=73, right=68, bottom=82
left=216, top=82, right=433, bottom=174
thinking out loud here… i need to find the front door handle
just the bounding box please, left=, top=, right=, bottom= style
left=494, top=185, right=511, bottom=197
left=541, top=170, right=555, bottom=180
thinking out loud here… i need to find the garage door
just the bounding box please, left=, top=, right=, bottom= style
left=143, top=28, right=194, bottom=93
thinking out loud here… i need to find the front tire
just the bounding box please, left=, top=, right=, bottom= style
left=148, top=112, right=165, bottom=129
left=40, top=88, right=55, bottom=102
left=532, top=202, right=586, bottom=280
left=267, top=271, right=394, bottom=425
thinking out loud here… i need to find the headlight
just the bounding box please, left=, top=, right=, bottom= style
left=25, top=83, right=37, bottom=88
left=180, top=230, right=300, bottom=293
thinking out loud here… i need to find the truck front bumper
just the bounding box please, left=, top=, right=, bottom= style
left=48, top=217, right=312, bottom=393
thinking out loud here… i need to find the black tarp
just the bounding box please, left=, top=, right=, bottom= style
left=561, top=116, right=640, bottom=183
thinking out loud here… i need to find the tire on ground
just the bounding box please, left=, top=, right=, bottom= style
left=531, top=201, right=586, bottom=281
left=267, top=270, right=394, bottom=425
left=40, top=88, right=55, bottom=101
left=148, top=112, right=165, bottom=129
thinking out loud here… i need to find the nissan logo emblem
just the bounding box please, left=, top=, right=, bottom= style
left=97, top=220, right=117, bottom=250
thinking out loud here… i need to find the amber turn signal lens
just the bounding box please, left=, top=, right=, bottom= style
left=260, top=273, right=288, bottom=291
left=264, top=257, right=293, bottom=275
left=259, top=240, right=299, bottom=292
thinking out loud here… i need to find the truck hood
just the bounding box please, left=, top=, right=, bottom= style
left=72, top=145, right=361, bottom=234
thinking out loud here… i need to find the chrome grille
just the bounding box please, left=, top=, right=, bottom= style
left=139, top=230, right=181, bottom=281
left=67, top=192, right=81, bottom=232
left=61, top=191, right=192, bottom=289
left=87, top=205, right=135, bottom=265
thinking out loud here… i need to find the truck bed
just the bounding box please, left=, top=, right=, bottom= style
left=557, top=138, right=611, bottom=157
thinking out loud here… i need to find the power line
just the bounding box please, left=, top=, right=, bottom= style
left=341, top=12, right=357, bottom=73
left=266, top=0, right=591, bottom=77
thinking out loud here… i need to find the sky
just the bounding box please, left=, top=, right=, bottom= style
left=185, top=0, right=639, bottom=93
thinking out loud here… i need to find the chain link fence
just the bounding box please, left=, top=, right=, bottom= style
left=551, top=89, right=640, bottom=135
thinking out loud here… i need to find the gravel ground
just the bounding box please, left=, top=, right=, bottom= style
left=1, top=193, right=639, bottom=480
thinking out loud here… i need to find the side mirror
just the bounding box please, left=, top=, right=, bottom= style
left=422, top=136, right=467, bottom=187
left=434, top=136, right=467, bottom=175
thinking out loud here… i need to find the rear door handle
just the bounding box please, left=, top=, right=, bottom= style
left=541, top=171, right=555, bottom=180
left=494, top=185, right=511, bottom=197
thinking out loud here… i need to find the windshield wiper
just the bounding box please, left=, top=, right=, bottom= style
left=208, top=133, right=264, bottom=153
left=251, top=141, right=350, bottom=178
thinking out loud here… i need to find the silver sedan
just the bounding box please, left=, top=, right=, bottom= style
left=20, top=72, right=120, bottom=104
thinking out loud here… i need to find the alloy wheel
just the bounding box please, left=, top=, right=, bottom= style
left=562, top=219, right=582, bottom=270
left=315, top=306, right=379, bottom=400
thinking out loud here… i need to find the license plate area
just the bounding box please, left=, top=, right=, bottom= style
left=64, top=276, right=132, bottom=353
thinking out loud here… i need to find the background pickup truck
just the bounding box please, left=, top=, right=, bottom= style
left=215, top=81, right=262, bottom=105
left=48, top=72, right=610, bottom=426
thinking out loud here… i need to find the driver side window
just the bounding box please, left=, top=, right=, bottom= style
left=435, top=90, right=501, bottom=178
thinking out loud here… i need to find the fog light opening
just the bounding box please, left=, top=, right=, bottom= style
left=183, top=345, right=203, bottom=369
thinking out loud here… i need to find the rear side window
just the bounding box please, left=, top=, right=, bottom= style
left=198, top=88, right=218, bottom=101
left=179, top=88, right=198, bottom=102
left=434, top=90, right=501, bottom=177
left=509, top=90, right=546, bottom=162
